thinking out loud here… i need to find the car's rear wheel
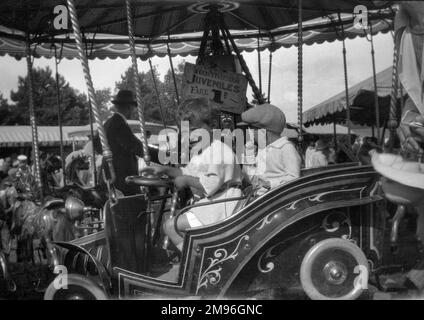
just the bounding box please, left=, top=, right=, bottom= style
left=300, top=238, right=369, bottom=300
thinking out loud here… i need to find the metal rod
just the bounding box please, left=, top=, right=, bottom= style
left=166, top=38, right=180, bottom=105
left=297, top=0, right=304, bottom=150
left=88, top=100, right=97, bottom=186
left=66, top=0, right=115, bottom=185
left=333, top=117, right=338, bottom=151
left=339, top=13, right=352, bottom=148
left=148, top=58, right=167, bottom=129
left=369, top=23, right=381, bottom=145
left=25, top=38, right=43, bottom=199
left=257, top=32, right=262, bottom=93
left=125, top=0, right=150, bottom=164
left=222, top=22, right=265, bottom=104
left=53, top=45, right=66, bottom=186
left=267, top=50, right=272, bottom=103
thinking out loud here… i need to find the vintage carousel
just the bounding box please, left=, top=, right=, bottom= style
left=1, top=0, right=422, bottom=300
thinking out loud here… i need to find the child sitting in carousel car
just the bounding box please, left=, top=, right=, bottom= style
left=240, top=104, right=301, bottom=196
left=140, top=97, right=243, bottom=252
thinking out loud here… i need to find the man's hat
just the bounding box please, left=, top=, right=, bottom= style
left=112, top=89, right=137, bottom=106
left=17, top=155, right=27, bottom=161
left=240, top=104, right=286, bottom=134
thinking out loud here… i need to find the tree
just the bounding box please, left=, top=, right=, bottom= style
left=115, top=62, right=185, bottom=125
left=0, top=93, right=18, bottom=125
left=163, top=62, right=185, bottom=124
left=94, top=88, right=113, bottom=122
left=8, top=66, right=91, bottom=126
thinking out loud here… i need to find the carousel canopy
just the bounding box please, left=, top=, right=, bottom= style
left=0, top=125, right=88, bottom=147
left=0, top=1, right=393, bottom=60
left=303, top=66, right=400, bottom=127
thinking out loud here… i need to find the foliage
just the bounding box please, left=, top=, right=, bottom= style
left=115, top=62, right=184, bottom=125
left=3, top=66, right=89, bottom=126
left=1, top=61, right=186, bottom=126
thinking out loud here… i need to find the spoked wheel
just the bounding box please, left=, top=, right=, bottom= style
left=300, top=238, right=369, bottom=300
left=44, top=274, right=108, bottom=300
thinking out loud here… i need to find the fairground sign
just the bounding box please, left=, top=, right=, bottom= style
left=181, top=63, right=248, bottom=114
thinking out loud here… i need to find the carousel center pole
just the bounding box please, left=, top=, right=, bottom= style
left=66, top=0, right=116, bottom=187
left=297, top=0, right=304, bottom=152
left=125, top=0, right=150, bottom=164
left=339, top=13, right=352, bottom=148
left=369, top=22, right=381, bottom=145
left=25, top=37, right=43, bottom=200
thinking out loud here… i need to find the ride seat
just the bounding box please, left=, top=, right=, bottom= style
left=232, top=185, right=255, bottom=214
left=174, top=185, right=254, bottom=237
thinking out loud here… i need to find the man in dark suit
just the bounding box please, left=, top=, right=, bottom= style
left=104, top=90, right=157, bottom=195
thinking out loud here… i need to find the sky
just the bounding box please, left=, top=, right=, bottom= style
left=0, top=32, right=394, bottom=123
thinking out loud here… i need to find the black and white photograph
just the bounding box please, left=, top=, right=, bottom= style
left=0, top=0, right=423, bottom=306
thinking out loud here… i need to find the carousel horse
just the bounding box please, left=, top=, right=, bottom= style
left=5, top=185, right=75, bottom=264
left=64, top=151, right=107, bottom=209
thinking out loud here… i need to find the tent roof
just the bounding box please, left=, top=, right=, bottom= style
left=0, top=1, right=393, bottom=59
left=67, top=120, right=174, bottom=137
left=0, top=125, right=88, bottom=147
left=304, top=124, right=350, bottom=135
left=303, top=66, right=397, bottom=127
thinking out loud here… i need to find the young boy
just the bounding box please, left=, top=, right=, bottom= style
left=241, top=104, right=301, bottom=195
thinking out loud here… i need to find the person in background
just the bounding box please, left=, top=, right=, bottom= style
left=308, top=139, right=330, bottom=168
left=12, top=155, right=38, bottom=199
left=305, top=141, right=316, bottom=169
left=241, top=104, right=301, bottom=195
left=104, top=89, right=158, bottom=196
left=352, top=136, right=362, bottom=157
left=0, top=157, right=11, bottom=180
left=357, top=137, right=380, bottom=165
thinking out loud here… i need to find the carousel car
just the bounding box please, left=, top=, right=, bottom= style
left=44, top=162, right=392, bottom=300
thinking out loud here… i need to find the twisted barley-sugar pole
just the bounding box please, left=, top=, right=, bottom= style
left=125, top=0, right=150, bottom=164
left=66, top=0, right=115, bottom=184
left=297, top=0, right=304, bottom=150
left=25, top=38, right=43, bottom=199
left=388, top=34, right=400, bottom=153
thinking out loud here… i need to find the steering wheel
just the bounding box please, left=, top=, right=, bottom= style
left=125, top=174, right=173, bottom=188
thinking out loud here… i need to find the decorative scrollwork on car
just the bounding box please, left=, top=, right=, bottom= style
left=283, top=187, right=366, bottom=211
left=197, top=235, right=250, bottom=292
left=256, top=212, right=276, bottom=231
left=321, top=211, right=352, bottom=239
left=257, top=243, right=280, bottom=273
